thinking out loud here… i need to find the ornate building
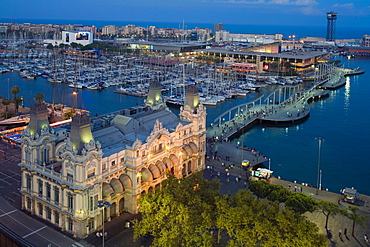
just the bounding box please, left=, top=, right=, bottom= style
left=19, top=82, right=207, bottom=238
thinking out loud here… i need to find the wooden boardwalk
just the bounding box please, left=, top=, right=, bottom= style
left=206, top=67, right=357, bottom=141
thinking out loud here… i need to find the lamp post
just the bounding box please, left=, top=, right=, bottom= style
left=98, top=200, right=112, bottom=247
left=315, top=137, right=324, bottom=195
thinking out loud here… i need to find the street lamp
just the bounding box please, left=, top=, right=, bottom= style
left=98, top=200, right=112, bottom=247
left=315, top=137, right=324, bottom=195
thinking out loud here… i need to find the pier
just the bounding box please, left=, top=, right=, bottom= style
left=207, top=66, right=357, bottom=141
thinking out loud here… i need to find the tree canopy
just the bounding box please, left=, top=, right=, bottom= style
left=133, top=173, right=219, bottom=247
left=34, top=92, right=44, bottom=104
left=133, top=174, right=327, bottom=247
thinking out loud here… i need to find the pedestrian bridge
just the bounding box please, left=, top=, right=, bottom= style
left=207, top=65, right=350, bottom=141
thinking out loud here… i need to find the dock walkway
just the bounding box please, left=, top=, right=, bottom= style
left=207, top=89, right=328, bottom=141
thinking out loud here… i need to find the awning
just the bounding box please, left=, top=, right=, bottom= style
left=119, top=174, right=132, bottom=189
left=156, top=161, right=166, bottom=175
left=183, top=145, right=193, bottom=158
left=162, top=157, right=173, bottom=169
left=102, top=183, right=114, bottom=198
left=189, top=142, right=198, bottom=153
left=141, top=168, right=153, bottom=182
left=149, top=164, right=161, bottom=179
left=110, top=178, right=124, bottom=194
left=169, top=154, right=179, bottom=166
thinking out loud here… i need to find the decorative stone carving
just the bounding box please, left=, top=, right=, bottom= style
left=65, top=138, right=73, bottom=152
left=132, top=139, right=142, bottom=150
left=154, top=119, right=163, bottom=132
left=65, top=162, right=73, bottom=169
left=85, top=139, right=96, bottom=151
left=81, top=148, right=87, bottom=156
left=35, top=133, right=39, bottom=140
left=41, top=125, right=49, bottom=135
left=96, top=141, right=101, bottom=150
left=23, top=128, right=30, bottom=137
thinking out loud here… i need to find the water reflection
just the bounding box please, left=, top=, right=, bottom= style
left=344, top=77, right=351, bottom=112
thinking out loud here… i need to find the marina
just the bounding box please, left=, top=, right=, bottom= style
left=0, top=53, right=369, bottom=196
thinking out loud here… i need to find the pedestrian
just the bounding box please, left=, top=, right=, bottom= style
left=294, top=185, right=297, bottom=192
left=96, top=232, right=100, bottom=238
left=339, top=229, right=342, bottom=238
left=344, top=228, right=347, bottom=236
left=288, top=184, right=291, bottom=190
left=337, top=198, right=341, bottom=205
left=244, top=182, right=247, bottom=188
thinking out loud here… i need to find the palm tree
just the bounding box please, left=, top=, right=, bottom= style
left=15, top=97, right=24, bottom=113
left=2, top=98, right=11, bottom=112
left=11, top=85, right=20, bottom=113
left=34, top=93, right=45, bottom=104
left=1, top=98, right=11, bottom=119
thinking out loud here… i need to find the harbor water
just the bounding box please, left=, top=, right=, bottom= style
left=1, top=57, right=369, bottom=196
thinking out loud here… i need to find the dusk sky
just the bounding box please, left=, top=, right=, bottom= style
left=1, top=0, right=370, bottom=27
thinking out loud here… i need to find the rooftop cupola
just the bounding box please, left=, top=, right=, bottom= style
left=28, top=102, right=50, bottom=135
left=70, top=112, right=93, bottom=153
left=145, top=80, right=164, bottom=110
left=184, top=84, right=200, bottom=110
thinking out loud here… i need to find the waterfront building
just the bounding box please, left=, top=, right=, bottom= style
left=197, top=47, right=329, bottom=73
left=326, top=11, right=337, bottom=41
left=214, top=23, right=223, bottom=34
left=215, top=30, right=230, bottom=43
left=361, top=35, right=370, bottom=47
left=19, top=82, right=207, bottom=238
left=62, top=31, right=93, bottom=46
left=102, top=25, right=118, bottom=36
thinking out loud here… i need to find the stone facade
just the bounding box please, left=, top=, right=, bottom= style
left=19, top=84, right=206, bottom=238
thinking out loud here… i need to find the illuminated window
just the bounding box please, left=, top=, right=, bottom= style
left=102, top=163, right=107, bottom=171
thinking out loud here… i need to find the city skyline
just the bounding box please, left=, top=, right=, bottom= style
left=1, top=0, right=370, bottom=28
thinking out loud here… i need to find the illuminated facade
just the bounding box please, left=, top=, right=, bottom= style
left=19, top=82, right=207, bottom=238
left=62, top=31, right=93, bottom=46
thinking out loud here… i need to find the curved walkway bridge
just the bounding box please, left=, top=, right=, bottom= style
left=207, top=66, right=363, bottom=141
